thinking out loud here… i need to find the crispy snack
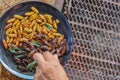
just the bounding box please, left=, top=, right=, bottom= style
left=53, top=20, right=58, bottom=29
left=3, top=6, right=68, bottom=72
left=48, top=33, right=55, bottom=39
left=53, top=33, right=61, bottom=36
left=29, top=20, right=36, bottom=28
left=39, top=14, right=46, bottom=21
left=44, top=14, right=53, bottom=24
left=3, top=6, right=63, bottom=49
left=4, top=23, right=13, bottom=30
left=2, top=39, right=8, bottom=49
left=25, top=12, right=34, bottom=16
left=14, top=15, right=24, bottom=19
left=58, top=35, right=64, bottom=42
left=31, top=6, right=39, bottom=13
left=13, top=19, right=19, bottom=26
left=7, top=18, right=15, bottom=23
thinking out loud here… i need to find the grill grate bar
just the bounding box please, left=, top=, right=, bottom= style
left=62, top=0, right=120, bottom=80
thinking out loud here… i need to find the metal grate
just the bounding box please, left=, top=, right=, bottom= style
left=62, top=0, right=120, bottom=80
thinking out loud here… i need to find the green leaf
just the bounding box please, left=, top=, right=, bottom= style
left=27, top=61, right=36, bottom=70
left=15, top=54, right=27, bottom=58
left=15, top=47, right=22, bottom=51
left=9, top=47, right=22, bottom=54
left=31, top=41, right=41, bottom=47
left=45, top=24, right=54, bottom=30
left=9, top=48, right=18, bottom=54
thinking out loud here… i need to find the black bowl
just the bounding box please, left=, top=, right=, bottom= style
left=0, top=1, right=73, bottom=79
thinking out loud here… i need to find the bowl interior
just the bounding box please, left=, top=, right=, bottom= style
left=0, top=1, right=73, bottom=79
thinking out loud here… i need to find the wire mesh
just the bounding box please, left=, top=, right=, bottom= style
left=62, top=0, right=120, bottom=80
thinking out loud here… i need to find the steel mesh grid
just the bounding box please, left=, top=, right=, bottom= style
left=62, top=0, right=120, bottom=80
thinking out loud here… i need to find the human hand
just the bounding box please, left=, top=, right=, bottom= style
left=33, top=51, right=69, bottom=80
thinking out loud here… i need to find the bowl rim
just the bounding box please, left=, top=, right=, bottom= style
left=0, top=1, right=73, bottom=79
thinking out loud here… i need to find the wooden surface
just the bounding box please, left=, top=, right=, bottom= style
left=0, top=0, right=63, bottom=80
left=0, top=0, right=64, bottom=17
left=0, top=64, right=23, bottom=80
left=54, top=0, right=64, bottom=11
left=0, top=0, right=56, bottom=16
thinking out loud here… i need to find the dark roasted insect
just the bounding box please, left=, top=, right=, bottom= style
left=9, top=34, right=68, bottom=72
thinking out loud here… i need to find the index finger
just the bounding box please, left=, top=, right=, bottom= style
left=43, top=51, right=53, bottom=61
left=33, top=53, right=45, bottom=65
